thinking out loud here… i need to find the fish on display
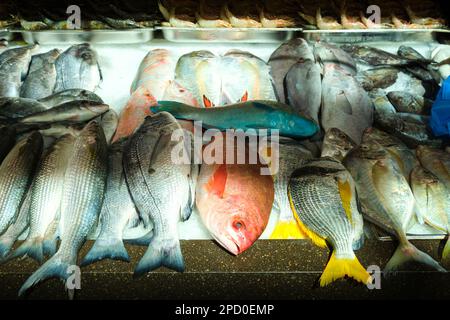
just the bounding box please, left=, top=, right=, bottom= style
left=285, top=58, right=321, bottom=123
left=82, top=139, right=144, bottom=266
left=313, top=42, right=357, bottom=75
left=321, top=128, right=357, bottom=162
left=387, top=91, right=433, bottom=115
left=0, top=132, right=43, bottom=235
left=130, top=49, right=176, bottom=99
left=431, top=46, right=450, bottom=80
left=370, top=94, right=397, bottom=116
left=0, top=45, right=36, bottom=97
left=196, top=0, right=231, bottom=27
left=0, top=97, right=47, bottom=119
left=397, top=45, right=432, bottom=64
left=99, top=109, right=118, bottom=144
left=6, top=134, right=75, bottom=263
left=19, top=121, right=108, bottom=296
left=38, top=89, right=104, bottom=109
left=54, top=43, right=102, bottom=93
left=416, top=146, right=450, bottom=190
left=20, top=49, right=61, bottom=100
left=151, top=100, right=319, bottom=139
left=175, top=50, right=221, bottom=108
left=223, top=1, right=262, bottom=28
left=259, top=141, right=312, bottom=239
left=268, top=38, right=315, bottom=103
left=196, top=140, right=274, bottom=254
left=123, top=112, right=197, bottom=274
left=288, top=158, right=368, bottom=286
left=18, top=100, right=109, bottom=125
left=343, top=139, right=446, bottom=272
left=0, top=191, right=31, bottom=258
left=321, top=63, right=374, bottom=144
left=341, top=45, right=411, bottom=66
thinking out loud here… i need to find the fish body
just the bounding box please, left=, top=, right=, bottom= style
left=19, top=121, right=108, bottom=296
left=54, top=43, right=102, bottom=93
left=0, top=97, right=47, bottom=119
left=371, top=94, right=397, bottom=116
left=175, top=50, right=221, bottom=108
left=387, top=91, right=432, bottom=115
left=19, top=100, right=109, bottom=124
left=288, top=158, right=368, bottom=286
left=268, top=38, right=314, bottom=103
left=221, top=50, right=276, bottom=105
left=416, top=146, right=450, bottom=190
left=123, top=112, right=197, bottom=274
left=397, top=45, right=431, bottom=64
left=341, top=45, right=411, bottom=66
left=99, top=109, right=118, bottom=144
left=313, top=42, right=357, bottom=75
left=321, top=128, right=357, bottom=162
left=20, top=49, right=60, bottom=100
left=285, top=59, right=321, bottom=123
left=321, top=63, right=374, bottom=144
left=343, top=140, right=445, bottom=272
left=0, top=132, right=43, bottom=235
left=38, top=89, right=104, bottom=108
left=152, top=100, right=319, bottom=139
left=8, top=134, right=75, bottom=263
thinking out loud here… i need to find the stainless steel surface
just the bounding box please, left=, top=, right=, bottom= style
left=11, top=28, right=155, bottom=44
left=157, top=27, right=302, bottom=43
left=302, top=29, right=450, bottom=43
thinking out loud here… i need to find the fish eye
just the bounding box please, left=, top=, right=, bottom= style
left=233, top=220, right=245, bottom=230
left=361, top=145, right=369, bottom=151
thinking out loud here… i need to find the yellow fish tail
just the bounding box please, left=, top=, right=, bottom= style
left=319, top=251, right=372, bottom=287
left=269, top=220, right=306, bottom=239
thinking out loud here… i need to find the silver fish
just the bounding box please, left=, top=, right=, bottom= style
left=321, top=128, right=357, bottom=162
left=124, top=112, right=197, bottom=275
left=99, top=109, right=118, bottom=144
left=20, top=49, right=61, bottom=100
left=387, top=91, right=433, bottom=115
left=341, top=44, right=411, bottom=66
left=7, top=134, right=75, bottom=263
left=19, top=121, right=108, bottom=297
left=38, top=89, right=104, bottom=108
left=0, top=97, right=47, bottom=118
left=0, top=132, right=43, bottom=235
left=54, top=43, right=102, bottom=93
left=314, top=42, right=357, bottom=75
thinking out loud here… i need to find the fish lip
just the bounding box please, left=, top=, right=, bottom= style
left=211, top=234, right=240, bottom=256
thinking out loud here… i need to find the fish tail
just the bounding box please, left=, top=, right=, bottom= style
left=133, top=239, right=184, bottom=277
left=18, top=252, right=73, bottom=297
left=320, top=251, right=372, bottom=287
left=442, top=238, right=450, bottom=262
left=7, top=238, right=44, bottom=264
left=384, top=241, right=446, bottom=273
left=0, top=237, right=15, bottom=259
left=269, top=220, right=306, bottom=239
left=81, top=238, right=130, bottom=267
left=125, top=230, right=154, bottom=246
left=42, top=238, right=58, bottom=258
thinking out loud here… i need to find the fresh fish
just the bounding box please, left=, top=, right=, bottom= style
left=285, top=58, right=321, bottom=123
left=259, top=141, right=312, bottom=239
left=152, top=100, right=319, bottom=139
left=288, top=158, right=368, bottom=286
left=362, top=127, right=418, bottom=181
left=0, top=126, right=16, bottom=164
left=0, top=132, right=43, bottom=235
left=99, top=109, right=118, bottom=144
left=123, top=112, right=197, bottom=275
left=397, top=45, right=432, bottom=64
left=341, top=45, right=411, bottom=66
left=158, top=0, right=198, bottom=27
left=38, top=89, right=104, bottom=108
left=19, top=100, right=109, bottom=124
left=162, top=80, right=199, bottom=107
left=371, top=94, right=397, bottom=115
left=175, top=50, right=221, bottom=108
left=54, top=43, right=102, bottom=93
left=19, top=121, right=108, bottom=297
left=20, top=49, right=60, bottom=100
left=196, top=143, right=274, bottom=254
left=82, top=139, right=142, bottom=266
left=314, top=42, right=357, bottom=75
left=321, top=128, right=357, bottom=162
left=343, top=140, right=445, bottom=272
left=416, top=146, right=450, bottom=190
left=268, top=38, right=314, bottom=103
left=130, top=49, right=176, bottom=98
left=0, top=45, right=36, bottom=97
left=6, top=134, right=75, bottom=263
left=223, top=1, right=262, bottom=28
left=321, top=63, right=374, bottom=144
left=196, top=0, right=231, bottom=27
left=431, top=46, right=450, bottom=80
left=220, top=50, right=276, bottom=105
left=259, top=0, right=299, bottom=28
left=411, top=166, right=449, bottom=233
left=0, top=191, right=31, bottom=258
left=0, top=97, right=47, bottom=118
left=37, top=123, right=83, bottom=138
left=387, top=91, right=432, bottom=115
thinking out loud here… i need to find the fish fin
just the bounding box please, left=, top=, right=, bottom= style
left=337, top=179, right=353, bottom=224
left=205, top=164, right=227, bottom=198
left=239, top=91, right=248, bottom=103
left=288, top=192, right=327, bottom=248
left=133, top=238, right=184, bottom=276
left=81, top=238, right=130, bottom=266
left=203, top=95, right=214, bottom=108
left=18, top=252, right=73, bottom=297
left=269, top=220, right=307, bottom=239
left=442, top=238, right=450, bottom=262
left=125, top=230, right=154, bottom=246
left=6, top=237, right=44, bottom=264
left=320, top=251, right=371, bottom=287
left=384, top=241, right=446, bottom=273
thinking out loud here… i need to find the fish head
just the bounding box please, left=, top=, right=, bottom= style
left=84, top=102, right=109, bottom=115
left=73, top=43, right=97, bottom=65
left=358, top=139, right=388, bottom=160
left=323, top=128, right=356, bottom=157
left=162, top=81, right=199, bottom=107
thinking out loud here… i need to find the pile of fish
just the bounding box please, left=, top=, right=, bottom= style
left=1, top=0, right=162, bottom=30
